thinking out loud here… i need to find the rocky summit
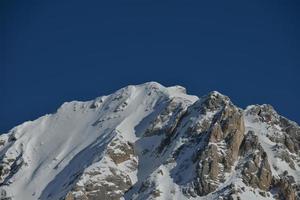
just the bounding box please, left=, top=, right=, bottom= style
left=0, top=82, right=299, bottom=200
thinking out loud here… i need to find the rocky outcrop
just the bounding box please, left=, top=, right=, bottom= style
left=243, top=105, right=300, bottom=199
left=279, top=117, right=300, bottom=156
left=271, top=173, right=297, bottom=200
left=249, top=104, right=300, bottom=157
left=240, top=131, right=272, bottom=191
left=65, top=169, right=132, bottom=200
left=107, top=138, right=135, bottom=165
left=192, top=93, right=245, bottom=196
left=65, top=135, right=138, bottom=200
left=144, top=97, right=188, bottom=137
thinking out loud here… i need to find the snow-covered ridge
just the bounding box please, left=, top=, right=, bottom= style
left=0, top=82, right=299, bottom=200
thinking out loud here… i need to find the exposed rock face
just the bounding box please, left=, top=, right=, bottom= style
left=107, top=139, right=135, bottom=165
left=66, top=135, right=138, bottom=200
left=272, top=173, right=297, bottom=200
left=248, top=104, right=300, bottom=157
left=243, top=105, right=300, bottom=200
left=193, top=93, right=245, bottom=196
left=0, top=83, right=299, bottom=200
left=0, top=135, right=24, bottom=186
left=240, top=131, right=272, bottom=190
left=144, top=97, right=188, bottom=137
left=65, top=170, right=132, bottom=200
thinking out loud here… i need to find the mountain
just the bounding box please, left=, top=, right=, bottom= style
left=0, top=82, right=299, bottom=200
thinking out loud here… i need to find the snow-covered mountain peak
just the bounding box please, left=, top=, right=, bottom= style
left=0, top=82, right=299, bottom=200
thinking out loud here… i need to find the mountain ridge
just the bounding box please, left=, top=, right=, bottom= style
left=0, top=82, right=299, bottom=200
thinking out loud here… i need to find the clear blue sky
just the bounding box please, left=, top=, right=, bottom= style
left=1, top=0, right=299, bottom=132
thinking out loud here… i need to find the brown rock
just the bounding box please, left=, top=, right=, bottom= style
left=194, top=102, right=245, bottom=196
left=240, top=131, right=272, bottom=191
left=272, top=175, right=296, bottom=200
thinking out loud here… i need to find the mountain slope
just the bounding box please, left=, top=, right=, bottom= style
left=0, top=82, right=299, bottom=200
